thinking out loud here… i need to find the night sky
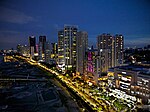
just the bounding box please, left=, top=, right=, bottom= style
left=0, top=0, right=150, bottom=49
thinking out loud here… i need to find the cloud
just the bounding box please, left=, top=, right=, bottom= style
left=0, top=30, right=28, bottom=49
left=125, top=37, right=150, bottom=47
left=0, top=30, right=20, bottom=35
left=0, top=30, right=25, bottom=43
left=0, top=6, right=34, bottom=24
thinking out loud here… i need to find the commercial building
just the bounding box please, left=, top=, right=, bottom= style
left=38, top=42, right=43, bottom=61
left=44, top=42, right=51, bottom=63
left=85, top=48, right=99, bottom=84
left=29, top=36, right=36, bottom=58
left=38, top=36, right=47, bottom=61
left=108, top=65, right=150, bottom=104
left=39, top=36, right=46, bottom=53
left=76, top=31, right=88, bottom=75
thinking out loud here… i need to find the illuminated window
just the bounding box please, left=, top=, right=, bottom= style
left=65, top=57, right=69, bottom=59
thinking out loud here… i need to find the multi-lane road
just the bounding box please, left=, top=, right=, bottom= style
left=15, top=55, right=116, bottom=112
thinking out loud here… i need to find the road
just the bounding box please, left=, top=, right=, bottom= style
left=15, top=55, right=116, bottom=112
left=50, top=78, right=81, bottom=112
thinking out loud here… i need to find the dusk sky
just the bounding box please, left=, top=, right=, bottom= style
left=0, top=0, right=150, bottom=49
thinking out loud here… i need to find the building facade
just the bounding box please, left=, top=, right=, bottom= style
left=114, top=34, right=124, bottom=66
left=57, top=25, right=78, bottom=70
left=86, top=48, right=99, bottom=84
left=38, top=42, right=43, bottom=61
left=108, top=66, right=150, bottom=104
left=58, top=30, right=65, bottom=68
left=39, top=36, right=46, bottom=53
left=76, top=31, right=88, bottom=75
left=51, top=43, right=58, bottom=60
left=97, top=33, right=124, bottom=73
left=97, top=33, right=114, bottom=73
left=44, top=42, right=51, bottom=63
left=29, top=36, right=36, bottom=58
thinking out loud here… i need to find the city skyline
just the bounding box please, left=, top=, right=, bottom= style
left=0, top=1, right=149, bottom=110
left=0, top=0, right=150, bottom=49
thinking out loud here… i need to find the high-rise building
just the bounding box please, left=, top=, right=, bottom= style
left=97, top=33, right=114, bottom=73
left=38, top=42, right=43, bottom=61
left=97, top=33, right=124, bottom=74
left=86, top=48, right=99, bottom=84
left=58, top=25, right=78, bottom=70
left=76, top=31, right=88, bottom=75
left=58, top=30, right=65, bottom=67
left=44, top=42, right=51, bottom=63
left=51, top=43, right=58, bottom=60
left=36, top=44, right=38, bottom=53
left=114, top=34, right=124, bottom=66
left=29, top=36, right=36, bottom=58
left=51, top=43, right=58, bottom=54
left=64, top=25, right=78, bottom=69
left=39, top=36, right=46, bottom=53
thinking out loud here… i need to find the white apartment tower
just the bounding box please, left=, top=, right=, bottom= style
left=58, top=25, right=78, bottom=70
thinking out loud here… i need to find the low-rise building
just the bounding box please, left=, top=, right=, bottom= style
left=108, top=65, right=150, bottom=104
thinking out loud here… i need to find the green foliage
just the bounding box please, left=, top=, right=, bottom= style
left=113, top=100, right=127, bottom=111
